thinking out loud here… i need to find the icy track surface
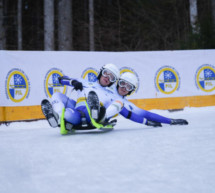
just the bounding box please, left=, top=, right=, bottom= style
left=0, top=106, right=215, bottom=193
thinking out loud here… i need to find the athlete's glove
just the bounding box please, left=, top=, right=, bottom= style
left=71, top=80, right=83, bottom=91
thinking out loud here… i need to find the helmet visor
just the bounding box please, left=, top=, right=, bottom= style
left=102, top=69, right=117, bottom=83
left=118, top=79, right=135, bottom=92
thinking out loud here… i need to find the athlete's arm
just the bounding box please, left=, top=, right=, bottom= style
left=120, top=100, right=171, bottom=124
left=120, top=107, right=145, bottom=123
left=58, top=76, right=83, bottom=91
left=106, top=99, right=124, bottom=120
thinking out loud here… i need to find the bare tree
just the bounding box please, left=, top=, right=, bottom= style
left=44, top=0, right=55, bottom=50
left=58, top=0, right=73, bottom=50
left=0, top=0, right=5, bottom=49
left=89, top=0, right=94, bottom=51
left=189, top=0, right=199, bottom=33
left=17, top=0, right=22, bottom=50
left=212, top=0, right=215, bottom=34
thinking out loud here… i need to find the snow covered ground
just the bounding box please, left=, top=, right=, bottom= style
left=0, top=106, right=215, bottom=193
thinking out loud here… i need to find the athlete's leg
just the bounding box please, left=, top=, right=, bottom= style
left=64, top=106, right=92, bottom=126
left=64, top=108, right=82, bottom=125
left=51, top=92, right=76, bottom=116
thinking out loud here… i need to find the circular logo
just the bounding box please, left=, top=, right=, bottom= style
left=5, top=68, right=30, bottom=102
left=44, top=68, right=67, bottom=98
left=195, top=64, right=215, bottom=92
left=155, top=66, right=180, bottom=94
left=119, top=67, right=139, bottom=94
left=81, top=67, right=98, bottom=82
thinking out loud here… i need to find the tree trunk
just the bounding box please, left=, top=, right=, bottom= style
left=58, top=0, right=72, bottom=50
left=189, top=0, right=199, bottom=33
left=17, top=0, right=22, bottom=50
left=0, top=0, right=6, bottom=49
left=89, top=0, right=94, bottom=51
left=44, top=0, right=55, bottom=50
left=212, top=0, right=215, bottom=35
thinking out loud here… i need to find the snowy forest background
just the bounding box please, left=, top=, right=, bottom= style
left=0, top=0, right=215, bottom=51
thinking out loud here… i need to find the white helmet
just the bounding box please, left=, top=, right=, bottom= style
left=102, top=63, right=120, bottom=80
left=119, top=72, right=138, bottom=89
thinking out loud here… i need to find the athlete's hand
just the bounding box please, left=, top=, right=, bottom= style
left=71, top=80, right=83, bottom=91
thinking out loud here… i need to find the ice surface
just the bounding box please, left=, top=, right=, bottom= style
left=0, top=106, right=215, bottom=193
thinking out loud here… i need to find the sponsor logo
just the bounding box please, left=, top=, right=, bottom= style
left=195, top=64, right=215, bottom=92
left=81, top=67, right=98, bottom=82
left=44, top=68, right=67, bottom=98
left=5, top=68, right=30, bottom=102
left=119, top=67, right=139, bottom=94
left=155, top=66, right=180, bottom=94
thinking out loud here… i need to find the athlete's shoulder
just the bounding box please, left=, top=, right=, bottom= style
left=77, top=78, right=97, bottom=87
left=123, top=98, right=135, bottom=109
left=105, top=85, right=118, bottom=94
